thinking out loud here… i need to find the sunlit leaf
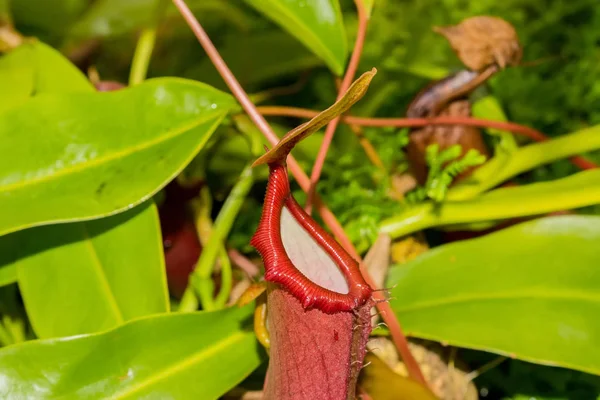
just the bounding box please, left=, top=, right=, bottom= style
left=387, top=215, right=600, bottom=375
left=9, top=202, right=168, bottom=338
left=0, top=78, right=237, bottom=237
left=243, top=0, right=348, bottom=75
left=0, top=305, right=263, bottom=398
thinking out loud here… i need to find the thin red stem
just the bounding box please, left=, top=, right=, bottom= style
left=305, top=0, right=369, bottom=214
left=172, top=0, right=427, bottom=386
left=227, top=248, right=259, bottom=277
left=257, top=106, right=598, bottom=170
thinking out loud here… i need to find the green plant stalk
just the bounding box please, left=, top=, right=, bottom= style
left=213, top=249, right=232, bottom=308
left=448, top=125, right=600, bottom=200
left=381, top=169, right=600, bottom=238
left=179, top=164, right=254, bottom=312
left=128, top=0, right=169, bottom=85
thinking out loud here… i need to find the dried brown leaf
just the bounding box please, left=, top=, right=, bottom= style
left=434, top=16, right=522, bottom=71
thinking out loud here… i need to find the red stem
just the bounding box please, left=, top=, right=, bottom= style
left=172, top=0, right=428, bottom=386
left=227, top=248, right=259, bottom=277
left=305, top=0, right=369, bottom=214
left=257, top=106, right=598, bottom=171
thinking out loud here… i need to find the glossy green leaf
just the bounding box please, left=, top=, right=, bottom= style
left=387, top=215, right=600, bottom=375
left=0, top=41, right=94, bottom=113
left=9, top=202, right=168, bottom=339
left=0, top=305, right=263, bottom=398
left=243, top=0, right=347, bottom=75
left=0, top=77, right=237, bottom=237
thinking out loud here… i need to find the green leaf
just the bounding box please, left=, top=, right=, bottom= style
left=243, top=0, right=347, bottom=75
left=0, top=305, right=263, bottom=398
left=11, top=0, right=88, bottom=37
left=387, top=215, right=600, bottom=375
left=0, top=77, right=237, bottom=237
left=185, top=32, right=321, bottom=90
left=10, top=202, right=169, bottom=339
left=0, top=41, right=94, bottom=114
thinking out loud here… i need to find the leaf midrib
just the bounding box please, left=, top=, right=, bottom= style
left=111, top=331, right=248, bottom=399
left=0, top=111, right=224, bottom=194
left=394, top=289, right=600, bottom=315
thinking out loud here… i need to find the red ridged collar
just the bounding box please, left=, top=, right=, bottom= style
left=251, top=163, right=373, bottom=314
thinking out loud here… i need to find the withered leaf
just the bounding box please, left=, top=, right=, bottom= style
left=434, top=16, right=522, bottom=71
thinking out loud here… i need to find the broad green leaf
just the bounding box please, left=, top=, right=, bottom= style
left=0, top=41, right=93, bottom=114
left=11, top=202, right=169, bottom=339
left=387, top=215, right=600, bottom=375
left=0, top=305, right=263, bottom=398
left=243, top=0, right=347, bottom=75
left=0, top=77, right=236, bottom=237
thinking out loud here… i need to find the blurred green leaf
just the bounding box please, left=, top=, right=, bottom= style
left=11, top=202, right=168, bottom=339
left=243, top=0, right=347, bottom=75
left=0, top=78, right=236, bottom=237
left=186, top=32, right=321, bottom=90
left=387, top=215, right=600, bottom=375
left=11, top=0, right=88, bottom=38
left=0, top=305, right=263, bottom=398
